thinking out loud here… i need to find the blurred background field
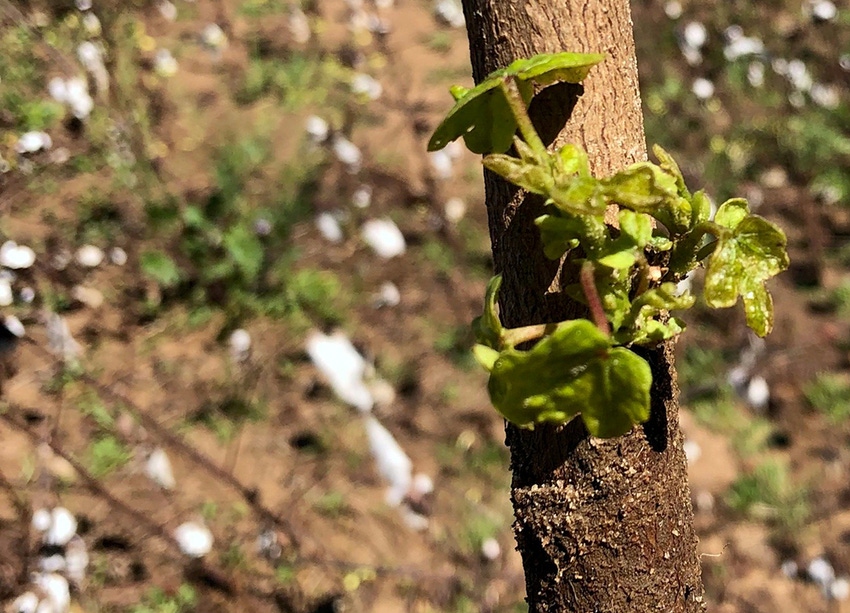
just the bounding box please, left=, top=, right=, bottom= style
left=0, top=0, right=849, bottom=611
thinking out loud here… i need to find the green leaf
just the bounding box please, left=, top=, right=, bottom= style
left=483, top=139, right=553, bottom=195
left=691, top=190, right=712, bottom=226
left=535, top=213, right=585, bottom=260
left=616, top=283, right=695, bottom=345
left=511, top=51, right=606, bottom=85
left=595, top=210, right=653, bottom=270
left=223, top=224, right=264, bottom=281
left=472, top=275, right=504, bottom=348
left=713, top=198, right=749, bottom=229
left=578, top=348, right=652, bottom=438
left=703, top=208, right=789, bottom=336
left=428, top=52, right=604, bottom=153
left=141, top=250, right=181, bottom=288
left=651, top=144, right=690, bottom=198
left=485, top=321, right=651, bottom=436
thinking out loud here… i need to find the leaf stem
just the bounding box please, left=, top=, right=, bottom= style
left=580, top=261, right=611, bottom=336
left=502, top=322, right=559, bottom=348
left=500, top=77, right=548, bottom=157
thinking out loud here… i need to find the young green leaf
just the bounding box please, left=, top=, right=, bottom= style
left=703, top=200, right=789, bottom=336
left=428, top=52, right=604, bottom=153
left=615, top=283, right=694, bottom=345
left=472, top=274, right=505, bottom=348
left=485, top=320, right=651, bottom=436
left=535, top=214, right=584, bottom=260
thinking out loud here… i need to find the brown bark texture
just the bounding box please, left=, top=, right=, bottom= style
left=459, top=1, right=706, bottom=611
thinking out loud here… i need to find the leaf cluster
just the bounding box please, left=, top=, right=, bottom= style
left=432, top=52, right=789, bottom=438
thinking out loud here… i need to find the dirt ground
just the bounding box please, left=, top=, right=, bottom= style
left=0, top=0, right=849, bottom=611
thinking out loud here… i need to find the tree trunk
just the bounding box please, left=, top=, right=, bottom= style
left=459, top=1, right=706, bottom=611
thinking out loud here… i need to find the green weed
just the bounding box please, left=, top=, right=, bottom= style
left=87, top=435, right=132, bottom=478
left=726, top=459, right=808, bottom=530
left=804, top=372, right=850, bottom=422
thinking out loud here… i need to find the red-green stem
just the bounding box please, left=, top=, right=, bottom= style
left=580, top=261, right=611, bottom=336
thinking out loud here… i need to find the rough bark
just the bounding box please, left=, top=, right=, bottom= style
left=459, top=1, right=706, bottom=611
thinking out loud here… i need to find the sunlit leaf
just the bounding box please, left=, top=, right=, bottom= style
left=486, top=320, right=651, bottom=436
left=615, top=283, right=694, bottom=345
left=428, top=52, right=605, bottom=153
left=703, top=204, right=789, bottom=336
left=535, top=214, right=584, bottom=259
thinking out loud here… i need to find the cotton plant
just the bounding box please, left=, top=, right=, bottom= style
left=0, top=240, right=36, bottom=270
left=75, top=244, right=105, bottom=267
left=332, top=135, right=363, bottom=173
left=48, top=76, right=94, bottom=120
left=316, top=212, right=344, bottom=244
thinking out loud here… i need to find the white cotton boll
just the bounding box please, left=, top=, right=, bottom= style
left=664, top=1, right=682, bottom=19
left=70, top=92, right=94, bottom=120
left=746, top=375, right=770, bottom=411
left=683, top=439, right=701, bottom=464
left=747, top=62, right=765, bottom=87
left=682, top=21, right=707, bottom=49
left=71, top=286, right=104, bottom=309
left=202, top=24, right=227, bottom=50
left=157, top=0, right=177, bottom=21
left=830, top=577, right=850, bottom=601
left=333, top=136, right=362, bottom=173
left=305, top=330, right=374, bottom=412
left=46, top=313, right=82, bottom=363
left=434, top=0, right=465, bottom=28
left=362, top=219, right=406, bottom=259
left=781, top=559, right=798, bottom=578
left=374, top=281, right=400, bottom=308
left=39, top=555, right=66, bottom=573
left=33, top=573, right=70, bottom=613
left=429, top=150, right=454, bottom=179
left=145, top=447, right=176, bottom=490
left=481, top=537, right=501, bottom=561
left=316, top=212, right=344, bottom=244
left=64, top=536, right=89, bottom=586
left=305, top=116, right=329, bottom=143
left=108, top=247, right=127, bottom=266
left=76, top=42, right=101, bottom=70
left=841, top=55, right=850, bottom=72
left=154, top=49, right=178, bottom=78
left=46, top=507, right=77, bottom=546
left=363, top=415, right=412, bottom=507
left=16, top=132, right=51, bottom=154
left=48, top=78, right=67, bottom=103
left=288, top=8, right=311, bottom=44
left=0, top=241, right=36, bottom=269
left=809, top=557, right=835, bottom=587
left=32, top=508, right=52, bottom=532
left=228, top=329, right=251, bottom=363
left=811, top=83, right=840, bottom=109
left=724, top=36, right=764, bottom=61
left=352, top=185, right=372, bottom=209
left=692, top=77, right=714, bottom=100
left=12, top=592, right=39, bottom=613
left=75, top=0, right=92, bottom=9
left=444, top=197, right=466, bottom=223
left=811, top=0, right=837, bottom=22
left=75, top=244, right=104, bottom=267
left=401, top=507, right=430, bottom=531
left=82, top=13, right=101, bottom=36
left=0, top=279, right=13, bottom=307
left=411, top=473, right=434, bottom=497
left=351, top=73, right=382, bottom=100
left=5, top=315, right=25, bottom=338
left=786, top=59, right=812, bottom=92
left=694, top=490, right=714, bottom=513
left=727, top=364, right=750, bottom=392
left=174, top=521, right=213, bottom=558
